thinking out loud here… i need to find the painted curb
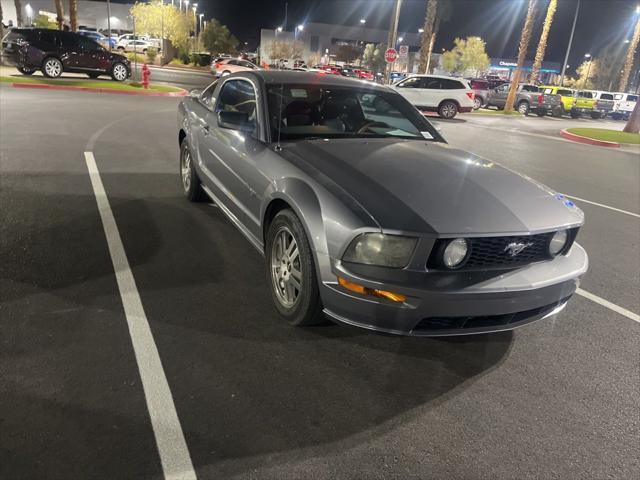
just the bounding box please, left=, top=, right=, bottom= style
left=560, top=129, right=620, bottom=148
left=11, top=82, right=187, bottom=97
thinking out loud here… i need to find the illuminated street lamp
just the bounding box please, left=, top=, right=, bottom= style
left=397, top=36, right=404, bottom=44
left=582, top=53, right=592, bottom=89
left=418, top=28, right=424, bottom=33
left=295, top=24, right=304, bottom=39
left=360, top=19, right=366, bottom=24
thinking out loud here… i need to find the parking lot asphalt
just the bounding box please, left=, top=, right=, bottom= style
left=1, top=85, right=638, bottom=480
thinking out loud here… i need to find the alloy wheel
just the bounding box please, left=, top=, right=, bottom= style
left=518, top=103, right=529, bottom=114
left=473, top=97, right=481, bottom=110
left=441, top=103, right=456, bottom=118
left=270, top=226, right=302, bottom=308
left=181, top=148, right=191, bottom=192
left=44, top=59, right=62, bottom=77
left=113, top=64, right=127, bottom=81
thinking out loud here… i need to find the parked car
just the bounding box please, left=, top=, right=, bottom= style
left=116, top=39, right=158, bottom=53
left=392, top=74, right=474, bottom=118
left=587, top=90, right=615, bottom=119
left=78, top=30, right=115, bottom=49
left=466, top=78, right=490, bottom=109
left=1, top=28, right=131, bottom=81
left=612, top=92, right=638, bottom=120
left=177, top=71, right=587, bottom=336
left=313, top=64, right=343, bottom=75
left=487, top=83, right=563, bottom=116
left=540, top=86, right=575, bottom=116
left=211, top=58, right=260, bottom=76
left=570, top=90, right=597, bottom=118
left=340, top=65, right=359, bottom=77
left=117, top=34, right=160, bottom=50
left=355, top=68, right=374, bottom=81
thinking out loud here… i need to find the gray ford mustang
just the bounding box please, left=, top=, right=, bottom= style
left=177, top=71, right=588, bottom=336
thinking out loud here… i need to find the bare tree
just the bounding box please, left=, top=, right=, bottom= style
left=14, top=0, right=24, bottom=26
left=529, top=0, right=557, bottom=83
left=505, top=0, right=537, bottom=113
left=55, top=0, right=65, bottom=30
left=619, top=13, right=640, bottom=92
left=418, top=0, right=438, bottom=73
left=69, top=0, right=77, bottom=31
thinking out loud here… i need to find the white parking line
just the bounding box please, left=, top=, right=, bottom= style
left=577, top=288, right=640, bottom=323
left=566, top=195, right=640, bottom=219
left=85, top=152, right=196, bottom=480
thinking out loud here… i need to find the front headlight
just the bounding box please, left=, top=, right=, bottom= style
left=342, top=233, right=417, bottom=268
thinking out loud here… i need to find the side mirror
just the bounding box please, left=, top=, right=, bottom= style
left=218, top=110, right=251, bottom=131
left=189, top=88, right=202, bottom=97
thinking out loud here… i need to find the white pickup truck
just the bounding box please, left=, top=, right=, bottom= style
left=612, top=93, right=638, bottom=120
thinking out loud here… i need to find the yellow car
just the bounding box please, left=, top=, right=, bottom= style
left=540, top=86, right=575, bottom=116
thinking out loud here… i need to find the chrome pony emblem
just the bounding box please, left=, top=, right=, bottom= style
left=504, top=242, right=534, bottom=257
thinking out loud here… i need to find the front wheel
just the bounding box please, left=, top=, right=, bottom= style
left=438, top=101, right=458, bottom=119
left=111, top=62, right=128, bottom=82
left=42, top=57, right=63, bottom=78
left=570, top=110, right=580, bottom=119
left=180, top=140, right=207, bottom=202
left=552, top=106, right=564, bottom=118
left=265, top=209, right=323, bottom=326
left=17, top=66, right=35, bottom=75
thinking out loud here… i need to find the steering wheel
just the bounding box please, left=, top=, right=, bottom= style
left=357, top=120, right=389, bottom=134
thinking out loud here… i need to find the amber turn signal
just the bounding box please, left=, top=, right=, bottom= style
left=337, top=277, right=407, bottom=303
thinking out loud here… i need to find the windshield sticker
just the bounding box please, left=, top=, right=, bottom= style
left=290, top=89, right=308, bottom=98
left=421, top=131, right=434, bottom=140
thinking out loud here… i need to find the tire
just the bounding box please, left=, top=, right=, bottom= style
left=611, top=113, right=622, bottom=121
left=590, top=111, right=601, bottom=120
left=536, top=108, right=547, bottom=117
left=570, top=110, right=580, bottom=119
left=42, top=57, right=63, bottom=78
left=517, top=101, right=530, bottom=116
left=473, top=97, right=482, bottom=110
left=111, top=62, right=128, bottom=82
left=117, top=46, right=125, bottom=51
left=265, top=209, right=323, bottom=326
left=179, top=140, right=207, bottom=202
left=17, top=66, right=35, bottom=75
left=438, top=100, right=458, bottom=119
left=87, top=72, right=101, bottom=79
left=552, top=106, right=563, bottom=118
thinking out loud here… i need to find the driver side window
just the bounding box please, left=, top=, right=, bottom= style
left=497, top=84, right=510, bottom=93
left=78, top=36, right=101, bottom=51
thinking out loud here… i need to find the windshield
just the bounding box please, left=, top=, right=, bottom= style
left=266, top=84, right=438, bottom=141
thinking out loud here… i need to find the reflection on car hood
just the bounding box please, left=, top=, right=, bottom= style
left=279, top=138, right=584, bottom=235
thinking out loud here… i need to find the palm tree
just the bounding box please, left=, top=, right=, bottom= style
left=623, top=101, right=639, bottom=134
left=425, top=0, right=452, bottom=73
left=55, top=0, right=65, bottom=30
left=418, top=0, right=438, bottom=73
left=619, top=13, right=640, bottom=92
left=505, top=0, right=537, bottom=113
left=0, top=2, right=4, bottom=38
left=13, top=0, right=24, bottom=26
left=69, top=0, right=77, bottom=31
left=529, top=0, right=557, bottom=83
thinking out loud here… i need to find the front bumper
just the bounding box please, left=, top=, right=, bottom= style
left=319, top=243, right=588, bottom=336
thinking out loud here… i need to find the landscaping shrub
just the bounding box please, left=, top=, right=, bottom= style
left=146, top=47, right=158, bottom=63
left=126, top=52, right=145, bottom=64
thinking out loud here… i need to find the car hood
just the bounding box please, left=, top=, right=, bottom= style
left=279, top=138, right=584, bottom=235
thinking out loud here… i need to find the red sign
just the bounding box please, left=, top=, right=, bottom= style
left=384, top=48, right=398, bottom=63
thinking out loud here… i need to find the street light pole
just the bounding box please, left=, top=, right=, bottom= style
left=385, top=0, right=402, bottom=84
left=107, top=0, right=112, bottom=50
left=582, top=54, right=592, bottom=90
left=560, top=0, right=580, bottom=87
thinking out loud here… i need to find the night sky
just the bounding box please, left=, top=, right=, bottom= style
left=112, top=1, right=639, bottom=71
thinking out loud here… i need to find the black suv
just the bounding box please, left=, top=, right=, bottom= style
left=2, top=28, right=131, bottom=81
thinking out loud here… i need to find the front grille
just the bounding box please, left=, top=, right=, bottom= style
left=412, top=296, right=571, bottom=332
left=427, top=229, right=578, bottom=271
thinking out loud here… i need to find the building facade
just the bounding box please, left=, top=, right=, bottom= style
left=1, top=0, right=134, bottom=32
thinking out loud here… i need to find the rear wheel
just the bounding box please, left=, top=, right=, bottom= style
left=473, top=97, right=482, bottom=110
left=17, top=66, right=35, bottom=75
left=42, top=57, right=63, bottom=78
left=536, top=108, right=547, bottom=117
left=265, top=209, right=323, bottom=326
left=552, top=106, right=564, bottom=118
left=590, top=111, right=601, bottom=120
left=570, top=109, right=580, bottom=119
left=180, top=140, right=207, bottom=202
left=438, top=100, right=458, bottom=119
left=517, top=101, right=530, bottom=115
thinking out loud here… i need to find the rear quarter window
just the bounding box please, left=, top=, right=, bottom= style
left=441, top=78, right=465, bottom=90
left=522, top=85, right=539, bottom=92
left=626, top=95, right=638, bottom=102
left=470, top=80, right=488, bottom=90
left=543, top=88, right=553, bottom=94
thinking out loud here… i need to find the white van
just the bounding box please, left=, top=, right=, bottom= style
left=612, top=93, right=638, bottom=120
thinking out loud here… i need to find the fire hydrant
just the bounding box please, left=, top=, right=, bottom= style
left=142, top=63, right=150, bottom=89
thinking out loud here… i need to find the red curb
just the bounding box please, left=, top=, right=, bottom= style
left=560, top=129, right=620, bottom=148
left=11, top=82, right=187, bottom=97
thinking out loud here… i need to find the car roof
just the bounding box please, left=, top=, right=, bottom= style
left=405, top=74, right=464, bottom=80
left=240, top=70, right=390, bottom=90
